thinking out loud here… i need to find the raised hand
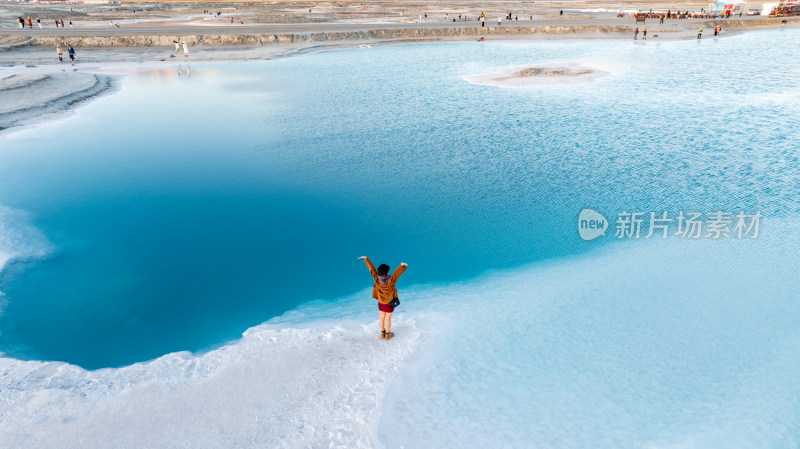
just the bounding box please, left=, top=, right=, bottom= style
left=358, top=256, right=367, bottom=260
left=400, top=262, right=408, bottom=267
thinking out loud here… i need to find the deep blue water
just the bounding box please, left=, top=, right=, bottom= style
left=1, top=29, right=798, bottom=369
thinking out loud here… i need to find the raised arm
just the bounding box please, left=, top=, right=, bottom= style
left=391, top=262, right=408, bottom=282
left=359, top=256, right=379, bottom=282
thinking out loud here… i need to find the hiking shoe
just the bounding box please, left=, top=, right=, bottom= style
left=381, top=330, right=386, bottom=339
left=384, top=332, right=394, bottom=340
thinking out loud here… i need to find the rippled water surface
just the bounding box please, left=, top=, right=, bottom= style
left=0, top=29, right=798, bottom=368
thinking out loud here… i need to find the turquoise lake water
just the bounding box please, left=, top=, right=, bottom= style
left=0, top=29, right=799, bottom=369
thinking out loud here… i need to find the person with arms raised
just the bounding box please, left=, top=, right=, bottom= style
left=359, top=256, right=407, bottom=340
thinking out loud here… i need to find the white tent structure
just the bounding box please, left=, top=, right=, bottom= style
left=761, top=1, right=780, bottom=14
left=711, top=0, right=748, bottom=14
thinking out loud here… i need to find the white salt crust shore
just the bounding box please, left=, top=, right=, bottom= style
left=0, top=18, right=797, bottom=135
left=0, top=315, right=424, bottom=448
left=0, top=71, right=116, bottom=131
left=1, top=225, right=799, bottom=448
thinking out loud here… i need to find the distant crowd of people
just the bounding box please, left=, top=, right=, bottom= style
left=47, top=38, right=189, bottom=64
left=13, top=4, right=745, bottom=67
left=633, top=24, right=722, bottom=40
left=17, top=16, right=72, bottom=28
left=14, top=7, right=156, bottom=29
left=630, top=9, right=745, bottom=23
left=416, top=10, right=546, bottom=26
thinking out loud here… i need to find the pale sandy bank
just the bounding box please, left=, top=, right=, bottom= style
left=464, top=63, right=609, bottom=87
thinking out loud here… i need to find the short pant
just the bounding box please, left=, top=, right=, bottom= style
left=378, top=302, right=395, bottom=313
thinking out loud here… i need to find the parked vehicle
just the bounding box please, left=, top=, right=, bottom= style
left=769, top=4, right=800, bottom=16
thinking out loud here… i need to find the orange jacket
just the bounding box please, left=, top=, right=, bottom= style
left=364, top=258, right=406, bottom=304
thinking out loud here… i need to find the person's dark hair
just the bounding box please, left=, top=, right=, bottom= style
left=377, top=264, right=390, bottom=276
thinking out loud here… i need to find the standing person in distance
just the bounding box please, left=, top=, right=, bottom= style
left=359, top=256, right=408, bottom=340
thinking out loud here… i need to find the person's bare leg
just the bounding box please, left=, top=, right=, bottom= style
left=385, top=312, right=392, bottom=333
left=379, top=311, right=386, bottom=332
